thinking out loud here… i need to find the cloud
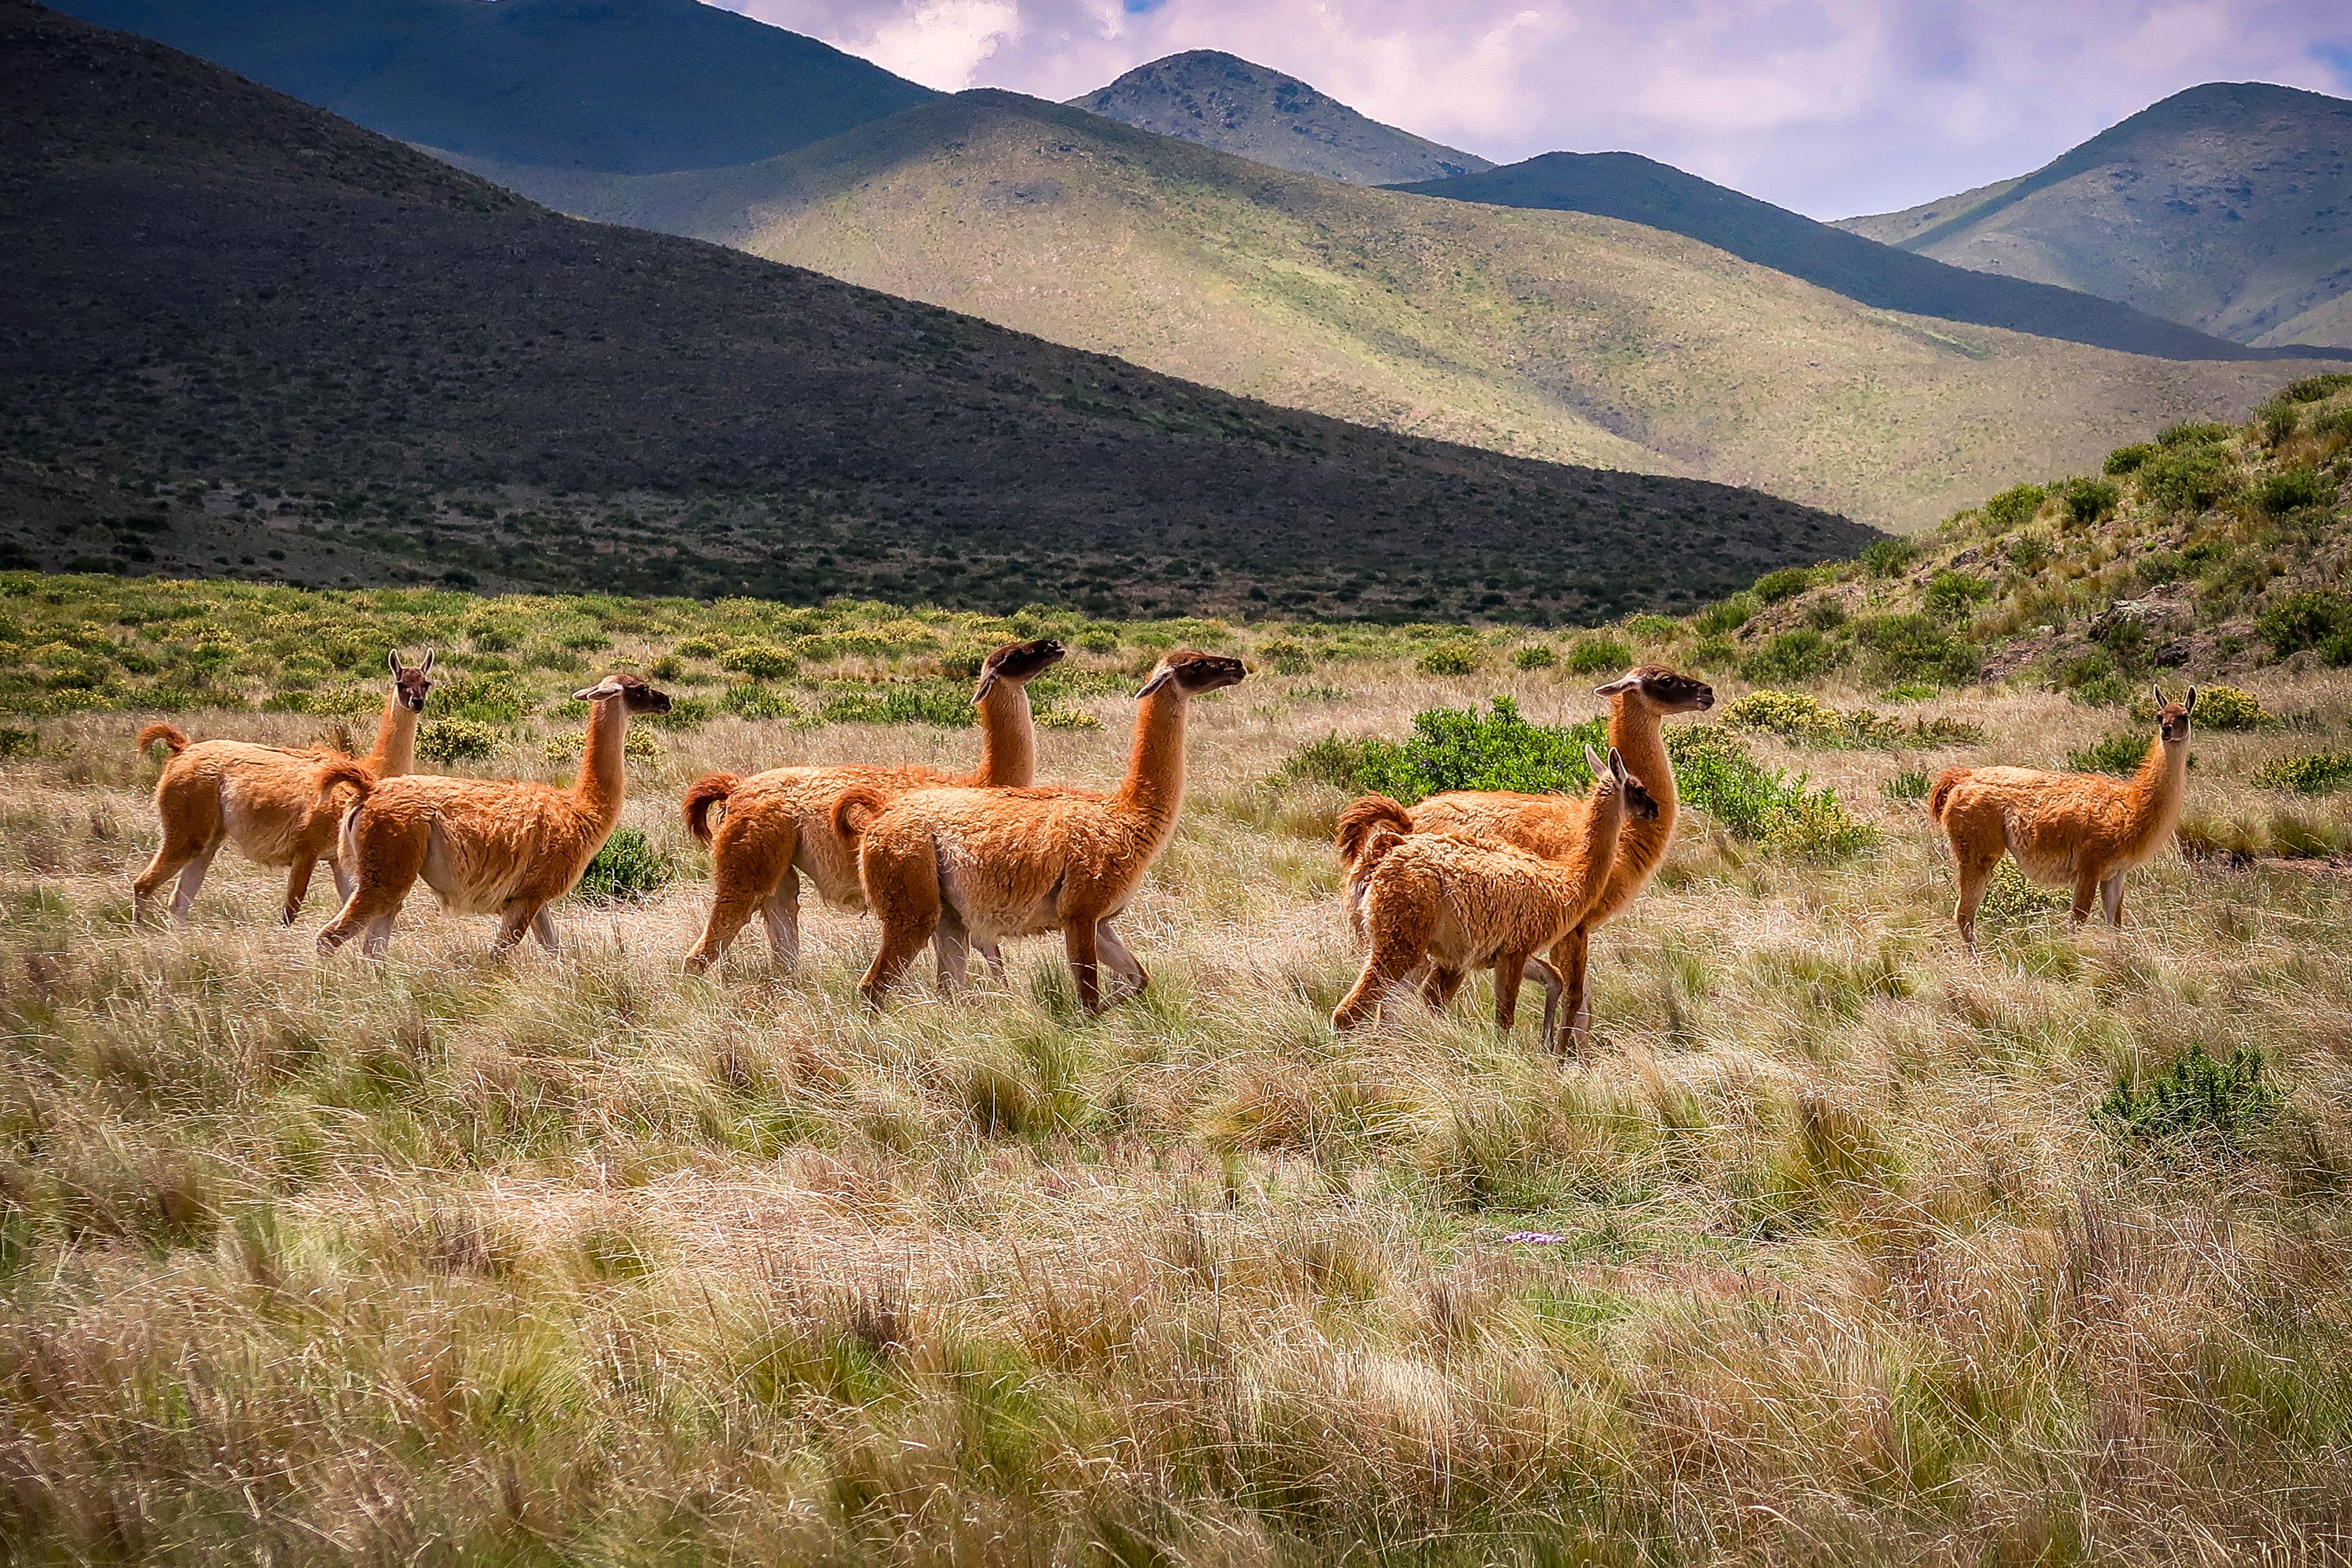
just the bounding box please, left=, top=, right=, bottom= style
left=720, top=0, right=2352, bottom=216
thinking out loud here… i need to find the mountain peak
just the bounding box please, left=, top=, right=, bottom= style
left=1068, top=50, right=1491, bottom=185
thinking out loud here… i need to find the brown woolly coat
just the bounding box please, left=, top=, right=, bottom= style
left=838, top=650, right=1245, bottom=1012
left=1335, top=749, right=1651, bottom=1034
left=131, top=652, right=435, bottom=925
left=679, top=639, right=1064, bottom=971
left=1930, top=689, right=2194, bottom=943
left=315, top=673, right=670, bottom=956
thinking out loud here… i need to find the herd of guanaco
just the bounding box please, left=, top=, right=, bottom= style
left=128, top=638, right=2201, bottom=1050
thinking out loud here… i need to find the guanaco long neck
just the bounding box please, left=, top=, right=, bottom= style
left=574, top=696, right=630, bottom=825
left=1569, top=785, right=1628, bottom=907
left=1115, top=685, right=1189, bottom=830
left=1590, top=698, right=1674, bottom=920
left=971, top=677, right=1037, bottom=787
left=2127, top=734, right=2190, bottom=850
left=361, top=688, right=419, bottom=777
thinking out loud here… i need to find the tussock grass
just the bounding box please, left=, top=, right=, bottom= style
left=3, top=615, right=2352, bottom=1563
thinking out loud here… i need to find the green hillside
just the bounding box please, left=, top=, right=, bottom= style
left=1068, top=49, right=1491, bottom=185
left=49, top=0, right=939, bottom=172
left=0, top=0, right=1873, bottom=624
left=451, top=90, right=2341, bottom=534
left=1389, top=150, right=2329, bottom=361
left=1837, top=83, right=2352, bottom=350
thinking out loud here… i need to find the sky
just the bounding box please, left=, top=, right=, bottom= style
left=715, top=0, right=2352, bottom=218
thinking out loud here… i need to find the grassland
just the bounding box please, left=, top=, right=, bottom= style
left=5, top=546, right=2352, bottom=1561
left=452, top=91, right=2345, bottom=533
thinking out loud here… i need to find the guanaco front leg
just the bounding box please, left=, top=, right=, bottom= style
left=1551, top=925, right=1592, bottom=1054
left=281, top=857, right=316, bottom=925
left=2100, top=872, right=2125, bottom=928
left=1094, top=921, right=1148, bottom=1001
left=1493, top=948, right=1541, bottom=1032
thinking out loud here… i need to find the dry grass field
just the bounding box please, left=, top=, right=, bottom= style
left=5, top=599, right=2351, bottom=1562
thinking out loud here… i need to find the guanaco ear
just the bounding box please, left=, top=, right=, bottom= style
left=1134, top=666, right=1176, bottom=699
left=970, top=669, right=999, bottom=706
left=573, top=676, right=625, bottom=702
left=1592, top=673, right=1639, bottom=696
left=2184, top=686, right=2198, bottom=714
left=2151, top=682, right=2165, bottom=709
left=387, top=649, right=403, bottom=676
left=1583, top=744, right=1605, bottom=775
left=420, top=648, right=436, bottom=674
left=1608, top=745, right=1628, bottom=783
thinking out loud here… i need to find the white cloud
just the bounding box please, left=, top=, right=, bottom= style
left=843, top=0, right=1025, bottom=89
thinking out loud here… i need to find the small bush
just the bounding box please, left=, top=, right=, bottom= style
left=2137, top=443, right=2237, bottom=514
left=544, top=726, right=664, bottom=763
left=2157, top=421, right=2235, bottom=448
left=0, top=726, right=36, bottom=759
left=1909, top=715, right=1986, bottom=746
left=1664, top=723, right=1872, bottom=855
left=672, top=634, right=729, bottom=660
left=1625, top=613, right=1680, bottom=640
left=2254, top=751, right=2352, bottom=794
left=2102, top=444, right=2153, bottom=476
left=815, top=683, right=976, bottom=727
left=717, top=642, right=799, bottom=681
left=466, top=620, right=519, bottom=653
left=1510, top=643, right=1557, bottom=671
left=431, top=671, right=530, bottom=724
left=1077, top=629, right=1120, bottom=654
left=2255, top=591, right=2352, bottom=658
left=1980, top=484, right=2046, bottom=531
left=2066, top=730, right=2148, bottom=777
left=2003, top=533, right=2053, bottom=571
left=1564, top=636, right=1632, bottom=675
left=1751, top=567, right=1815, bottom=603
left=1300, top=697, right=1602, bottom=801
left=1721, top=690, right=1895, bottom=749
left=1687, top=635, right=1738, bottom=669
left=2099, top=1045, right=2282, bottom=1149
left=1853, top=614, right=1978, bottom=685
left=722, top=683, right=795, bottom=721
left=2285, top=373, right=2352, bottom=402
left=2255, top=466, right=2330, bottom=514
left=1883, top=767, right=1930, bottom=801
left=2057, top=476, right=2121, bottom=526
left=1034, top=707, right=1102, bottom=731
left=1924, top=571, right=1994, bottom=620
left=1974, top=859, right=2067, bottom=926
left=1692, top=593, right=1759, bottom=635
left=1256, top=638, right=1314, bottom=675
left=416, top=718, right=502, bottom=763
left=1741, top=630, right=1840, bottom=685
left=573, top=828, right=676, bottom=904
left=1415, top=643, right=1482, bottom=677
left=1804, top=599, right=1848, bottom=631
left=2190, top=684, right=2268, bottom=731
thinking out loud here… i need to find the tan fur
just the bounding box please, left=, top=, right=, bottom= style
left=130, top=651, right=436, bottom=925
left=1931, top=686, right=2196, bottom=947
left=315, top=673, right=671, bottom=957
left=1336, top=666, right=1713, bottom=1048
left=1334, top=748, right=1658, bottom=1036
left=841, top=650, right=1248, bottom=1013
left=679, top=638, right=1066, bottom=974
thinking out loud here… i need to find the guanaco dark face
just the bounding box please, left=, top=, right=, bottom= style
left=972, top=637, right=1067, bottom=702
left=1585, top=743, right=1662, bottom=820
left=2155, top=684, right=2196, bottom=745
left=574, top=672, right=674, bottom=715
left=1137, top=650, right=1248, bottom=698
left=1595, top=666, right=1714, bottom=713
left=389, top=648, right=436, bottom=712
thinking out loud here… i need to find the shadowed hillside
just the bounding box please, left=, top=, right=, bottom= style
left=1389, top=150, right=2337, bottom=362
left=0, top=1, right=1874, bottom=623
left=48, top=0, right=939, bottom=172
left=1838, top=83, right=2352, bottom=350
left=1068, top=49, right=1491, bottom=185
left=448, top=90, right=2343, bottom=534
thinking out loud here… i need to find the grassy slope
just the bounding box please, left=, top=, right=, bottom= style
left=0, top=0, right=1873, bottom=625
left=1067, top=48, right=1494, bottom=185
left=48, top=0, right=940, bottom=172
left=444, top=91, right=2341, bottom=535
left=1388, top=150, right=2324, bottom=361
left=4, top=560, right=2351, bottom=1559
left=1834, top=83, right=2352, bottom=350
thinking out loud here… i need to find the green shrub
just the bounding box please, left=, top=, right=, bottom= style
left=1722, top=689, right=1898, bottom=749
left=1415, top=642, right=1482, bottom=677
left=2253, top=751, right=2352, bottom=794
left=2098, top=1045, right=2282, bottom=1149
left=1924, top=571, right=1994, bottom=620
left=1861, top=538, right=1917, bottom=578
left=815, top=682, right=975, bottom=727
left=722, top=683, right=795, bottom=721
left=2066, top=730, right=2149, bottom=777
left=1510, top=643, right=1557, bottom=671
left=2102, top=444, right=2153, bottom=476
left=1077, top=629, right=1120, bottom=654
left=717, top=642, right=799, bottom=681
left=1741, top=630, right=1840, bottom=685
left=2284, top=373, right=2352, bottom=402
left=672, top=634, right=729, bottom=660
left=416, top=718, right=502, bottom=763
left=1883, top=767, right=1930, bottom=801
left=2057, top=476, right=2121, bottom=526
left=572, top=828, right=676, bottom=905
left=544, top=726, right=664, bottom=763
left=2255, top=466, right=2331, bottom=514
left=2190, top=684, right=2268, bottom=731
left=466, top=620, right=519, bottom=653
left=1981, top=484, right=2046, bottom=531
left=2003, top=533, right=2054, bottom=571
left=1974, top=859, right=2068, bottom=926
left=2157, top=421, right=2234, bottom=448
left=1804, top=599, right=1848, bottom=631
left=1751, top=567, right=1815, bottom=603
left=1256, top=638, right=1314, bottom=675
left=2137, top=444, right=2236, bottom=514
left=1909, top=715, right=1986, bottom=746
left=1663, top=725, right=1872, bottom=855
left=2255, top=591, right=2352, bottom=658
left=1852, top=615, right=1978, bottom=685
left=1625, top=613, right=1681, bottom=640
left=1687, top=635, right=1738, bottom=669
left=1565, top=636, right=1632, bottom=675
left=1297, top=697, right=1603, bottom=801
left=431, top=671, right=530, bottom=724
left=0, top=726, right=36, bottom=759
left=1692, top=593, right=1758, bottom=635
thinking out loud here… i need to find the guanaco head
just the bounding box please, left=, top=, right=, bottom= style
left=388, top=648, right=436, bottom=712
left=2153, top=684, right=2196, bottom=746
left=1135, top=649, right=1248, bottom=700
left=573, top=672, right=674, bottom=715
left=972, top=637, right=1067, bottom=703
left=1584, top=744, right=1662, bottom=821
left=1593, top=666, right=1713, bottom=715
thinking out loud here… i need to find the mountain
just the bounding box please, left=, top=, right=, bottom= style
left=437, top=90, right=2340, bottom=534
left=1067, top=50, right=1491, bottom=185
left=1388, top=150, right=2338, bottom=362
left=46, top=0, right=938, bottom=172
left=0, top=0, right=1879, bottom=623
left=1835, top=83, right=2352, bottom=351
